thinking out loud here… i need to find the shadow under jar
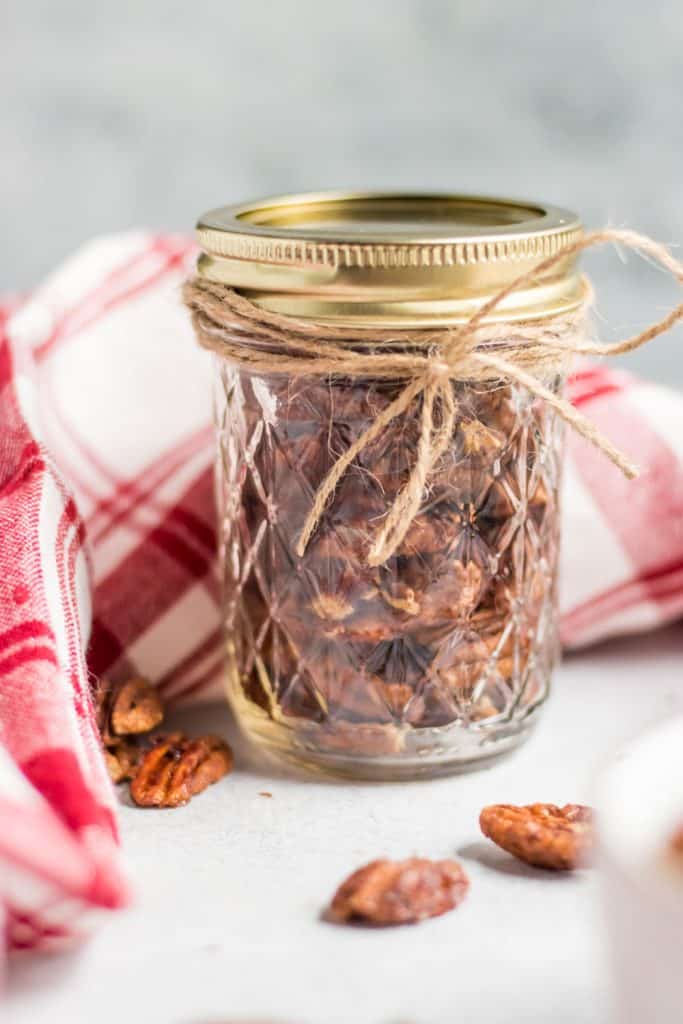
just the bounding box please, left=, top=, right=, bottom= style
left=192, top=192, right=585, bottom=779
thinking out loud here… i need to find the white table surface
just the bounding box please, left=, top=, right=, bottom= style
left=7, top=624, right=683, bottom=1024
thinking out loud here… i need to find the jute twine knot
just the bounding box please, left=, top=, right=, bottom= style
left=184, top=229, right=683, bottom=567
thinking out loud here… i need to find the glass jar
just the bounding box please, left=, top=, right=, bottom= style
left=193, top=193, right=584, bottom=779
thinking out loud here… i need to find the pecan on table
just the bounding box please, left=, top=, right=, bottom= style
left=95, top=676, right=164, bottom=783
left=96, top=676, right=164, bottom=741
left=130, top=732, right=233, bottom=808
left=666, top=823, right=683, bottom=867
left=479, top=802, right=596, bottom=870
left=327, top=857, right=469, bottom=925
left=104, top=738, right=141, bottom=784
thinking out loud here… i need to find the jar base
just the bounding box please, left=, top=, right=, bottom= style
left=234, top=706, right=542, bottom=782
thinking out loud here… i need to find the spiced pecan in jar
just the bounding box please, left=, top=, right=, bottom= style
left=187, top=192, right=587, bottom=779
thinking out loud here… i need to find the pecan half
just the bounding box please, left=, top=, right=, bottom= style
left=327, top=857, right=469, bottom=925
left=95, top=676, right=164, bottom=784
left=479, top=803, right=595, bottom=870
left=96, top=676, right=164, bottom=740
left=104, top=738, right=141, bottom=784
left=130, top=732, right=233, bottom=808
left=110, top=677, right=164, bottom=736
left=666, top=823, right=683, bottom=866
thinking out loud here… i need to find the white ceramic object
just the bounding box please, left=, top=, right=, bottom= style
left=597, top=715, right=683, bottom=1024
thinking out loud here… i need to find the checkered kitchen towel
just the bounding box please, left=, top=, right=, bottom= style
left=1, top=232, right=683, bottom=956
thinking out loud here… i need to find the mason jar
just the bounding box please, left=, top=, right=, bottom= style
left=191, top=192, right=585, bottom=779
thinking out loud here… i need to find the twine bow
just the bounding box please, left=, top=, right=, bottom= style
left=184, top=228, right=683, bottom=567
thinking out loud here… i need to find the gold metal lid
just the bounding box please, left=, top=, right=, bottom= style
left=196, top=191, right=584, bottom=326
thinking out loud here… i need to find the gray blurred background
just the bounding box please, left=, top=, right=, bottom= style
left=4, top=0, right=683, bottom=383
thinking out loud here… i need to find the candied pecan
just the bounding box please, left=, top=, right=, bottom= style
left=399, top=511, right=456, bottom=556
left=96, top=676, right=163, bottom=740
left=378, top=682, right=416, bottom=720
left=419, top=560, right=485, bottom=626
left=666, top=823, right=683, bottom=866
left=458, top=418, right=504, bottom=456
left=130, top=732, right=233, bottom=808
left=328, top=857, right=469, bottom=925
left=95, top=680, right=114, bottom=741
left=95, top=677, right=163, bottom=788
left=336, top=609, right=398, bottom=644
left=110, top=677, right=164, bottom=736
left=104, top=738, right=141, bottom=784
left=288, top=649, right=395, bottom=723
left=404, top=679, right=457, bottom=728
left=477, top=477, right=517, bottom=521
left=433, top=637, right=491, bottom=702
left=480, top=802, right=595, bottom=870
left=310, top=592, right=355, bottom=622
left=278, top=671, right=326, bottom=722
left=300, top=720, right=404, bottom=757
left=380, top=586, right=421, bottom=616
left=469, top=695, right=500, bottom=721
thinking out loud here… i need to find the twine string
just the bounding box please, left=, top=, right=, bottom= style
left=184, top=228, right=683, bottom=566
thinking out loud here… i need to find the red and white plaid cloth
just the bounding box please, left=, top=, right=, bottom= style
left=1, top=233, right=683, bottom=958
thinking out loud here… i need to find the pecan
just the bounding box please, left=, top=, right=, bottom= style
left=130, top=732, right=233, bottom=808
left=328, top=857, right=469, bottom=925
left=104, top=738, right=141, bottom=784
left=96, top=676, right=164, bottom=740
left=95, top=676, right=163, bottom=786
left=469, top=695, right=500, bottom=721
left=301, top=720, right=404, bottom=757
left=380, top=586, right=421, bottom=616
left=666, top=823, right=683, bottom=865
left=459, top=418, right=504, bottom=456
left=310, top=592, right=354, bottom=622
left=95, top=680, right=114, bottom=741
left=110, top=677, right=164, bottom=736
left=419, top=560, right=485, bottom=628
left=479, top=802, right=596, bottom=870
